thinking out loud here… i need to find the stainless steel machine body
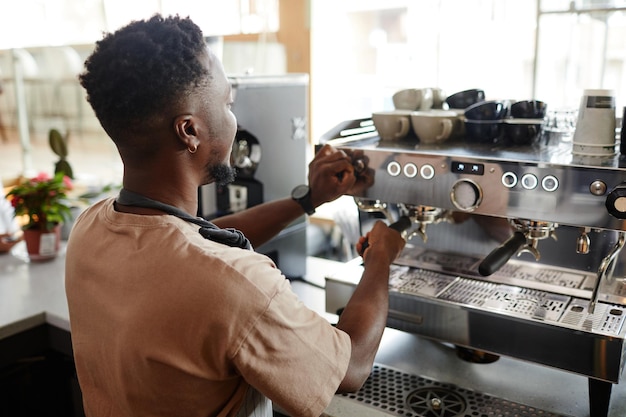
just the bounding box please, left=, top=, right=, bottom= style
left=198, top=75, right=310, bottom=279
left=321, top=118, right=626, bottom=416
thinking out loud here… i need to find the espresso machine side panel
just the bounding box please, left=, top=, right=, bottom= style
left=230, top=75, right=309, bottom=204
left=199, top=74, right=310, bottom=279
left=230, top=75, right=309, bottom=279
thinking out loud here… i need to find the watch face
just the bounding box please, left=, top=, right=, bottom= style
left=293, top=185, right=310, bottom=199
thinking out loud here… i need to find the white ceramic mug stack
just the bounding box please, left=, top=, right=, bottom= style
left=572, top=89, right=617, bottom=157
left=392, top=88, right=434, bottom=111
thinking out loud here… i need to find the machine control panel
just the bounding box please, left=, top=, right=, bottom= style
left=349, top=147, right=626, bottom=231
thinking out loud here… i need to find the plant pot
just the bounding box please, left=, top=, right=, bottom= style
left=23, top=224, right=61, bottom=261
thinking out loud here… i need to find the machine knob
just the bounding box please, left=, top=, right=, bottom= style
left=606, top=183, right=626, bottom=219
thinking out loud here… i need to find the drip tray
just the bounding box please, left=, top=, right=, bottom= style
left=338, top=364, right=569, bottom=417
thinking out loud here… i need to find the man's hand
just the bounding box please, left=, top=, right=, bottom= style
left=307, top=144, right=374, bottom=208
left=356, top=220, right=406, bottom=262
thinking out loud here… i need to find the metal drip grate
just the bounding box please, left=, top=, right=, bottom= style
left=438, top=277, right=498, bottom=306
left=493, top=263, right=587, bottom=289
left=481, top=285, right=569, bottom=321
left=390, top=265, right=457, bottom=298
left=340, top=364, right=569, bottom=417
left=386, top=265, right=625, bottom=333
left=560, top=299, right=626, bottom=333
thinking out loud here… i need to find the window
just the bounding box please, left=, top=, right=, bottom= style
left=310, top=0, right=626, bottom=141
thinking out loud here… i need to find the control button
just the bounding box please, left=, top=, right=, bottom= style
left=541, top=175, right=559, bottom=192
left=387, top=161, right=401, bottom=177
left=420, top=164, right=435, bottom=180
left=403, top=163, right=418, bottom=178
left=590, top=180, right=607, bottom=196
left=615, top=197, right=626, bottom=213
left=521, top=173, right=538, bottom=190
left=501, top=172, right=518, bottom=188
left=450, top=179, right=482, bottom=211
left=606, top=182, right=626, bottom=219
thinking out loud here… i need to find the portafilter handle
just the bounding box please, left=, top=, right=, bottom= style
left=358, top=216, right=413, bottom=257
left=478, top=231, right=527, bottom=276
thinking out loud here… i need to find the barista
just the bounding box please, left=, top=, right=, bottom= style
left=65, top=14, right=406, bottom=417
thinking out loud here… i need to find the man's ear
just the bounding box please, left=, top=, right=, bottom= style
left=173, top=114, right=199, bottom=150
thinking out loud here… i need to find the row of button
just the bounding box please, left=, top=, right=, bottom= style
left=387, top=161, right=435, bottom=180
left=501, top=171, right=559, bottom=192
left=386, top=161, right=560, bottom=193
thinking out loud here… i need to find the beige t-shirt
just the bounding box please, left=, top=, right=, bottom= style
left=65, top=198, right=351, bottom=417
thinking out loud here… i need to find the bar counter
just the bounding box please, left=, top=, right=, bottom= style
left=1, top=242, right=626, bottom=416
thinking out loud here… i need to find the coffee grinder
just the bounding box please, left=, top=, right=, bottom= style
left=214, top=128, right=264, bottom=216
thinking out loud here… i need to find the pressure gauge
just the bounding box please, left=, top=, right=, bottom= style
left=451, top=179, right=483, bottom=211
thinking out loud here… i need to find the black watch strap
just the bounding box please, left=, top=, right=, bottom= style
left=291, top=184, right=315, bottom=215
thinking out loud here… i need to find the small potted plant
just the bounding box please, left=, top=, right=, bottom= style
left=5, top=172, right=73, bottom=261
left=49, top=128, right=74, bottom=179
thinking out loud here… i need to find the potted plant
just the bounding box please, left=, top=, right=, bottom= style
left=49, top=128, right=74, bottom=179
left=5, top=172, right=73, bottom=261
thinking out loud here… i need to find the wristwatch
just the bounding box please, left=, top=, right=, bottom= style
left=291, top=184, right=315, bottom=215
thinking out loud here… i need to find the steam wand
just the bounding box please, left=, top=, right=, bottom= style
left=588, top=232, right=625, bottom=314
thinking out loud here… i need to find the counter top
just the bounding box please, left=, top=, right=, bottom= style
left=0, top=243, right=71, bottom=340
left=2, top=242, right=626, bottom=416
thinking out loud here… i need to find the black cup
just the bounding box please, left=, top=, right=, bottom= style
left=445, top=89, right=485, bottom=110
left=465, top=100, right=509, bottom=121
left=502, top=120, right=542, bottom=146
left=464, top=120, right=503, bottom=143
left=510, top=100, right=548, bottom=119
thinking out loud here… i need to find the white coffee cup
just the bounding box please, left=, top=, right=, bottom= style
left=372, top=110, right=411, bottom=141
left=572, top=89, right=616, bottom=146
left=410, top=110, right=459, bottom=144
left=572, top=142, right=616, bottom=156
left=392, top=88, right=433, bottom=111
left=429, top=88, right=446, bottom=109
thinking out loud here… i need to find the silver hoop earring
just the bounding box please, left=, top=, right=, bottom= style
left=188, top=145, right=198, bottom=154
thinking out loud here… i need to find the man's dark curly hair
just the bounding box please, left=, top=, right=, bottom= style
left=79, top=14, right=209, bottom=141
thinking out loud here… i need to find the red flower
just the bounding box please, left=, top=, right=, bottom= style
left=33, top=172, right=51, bottom=182
left=4, top=172, right=73, bottom=231
left=62, top=176, right=73, bottom=190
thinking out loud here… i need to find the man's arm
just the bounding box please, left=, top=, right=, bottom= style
left=212, top=197, right=310, bottom=248
left=335, top=221, right=406, bottom=392
left=212, top=144, right=372, bottom=248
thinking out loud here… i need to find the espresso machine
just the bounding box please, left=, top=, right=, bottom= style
left=322, top=117, right=626, bottom=417
left=198, top=74, right=310, bottom=278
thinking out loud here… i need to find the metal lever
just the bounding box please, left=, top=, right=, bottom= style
left=588, top=232, right=626, bottom=314
left=478, top=231, right=527, bottom=276
left=359, top=216, right=412, bottom=256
